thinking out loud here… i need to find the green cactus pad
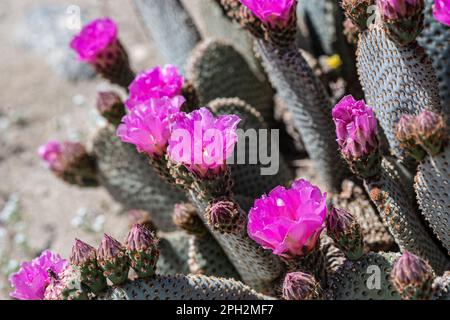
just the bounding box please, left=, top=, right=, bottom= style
left=414, top=145, right=450, bottom=255
left=256, top=40, right=348, bottom=191
left=365, top=158, right=450, bottom=274
left=98, top=274, right=273, bottom=300
left=132, top=0, right=201, bottom=72
left=188, top=232, right=241, bottom=279
left=186, top=39, right=274, bottom=123
left=326, top=252, right=401, bottom=300
left=92, top=125, right=186, bottom=232
left=320, top=234, right=346, bottom=277
left=356, top=24, right=442, bottom=159
left=418, top=0, right=450, bottom=122
left=157, top=231, right=190, bottom=275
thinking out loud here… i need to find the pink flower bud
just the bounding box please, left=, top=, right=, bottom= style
left=378, top=0, right=424, bottom=20
left=391, top=251, right=434, bottom=299
left=282, top=271, right=321, bottom=300
left=247, top=179, right=327, bottom=258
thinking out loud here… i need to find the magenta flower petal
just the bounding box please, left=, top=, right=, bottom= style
left=70, top=18, right=118, bottom=62
left=239, top=0, right=296, bottom=28
left=378, top=0, right=423, bottom=20
left=433, top=0, right=450, bottom=26
left=247, top=179, right=327, bottom=258
left=167, top=107, right=241, bottom=178
left=38, top=141, right=62, bottom=169
left=9, top=250, right=68, bottom=300
left=125, top=65, right=184, bottom=110
left=332, top=95, right=378, bottom=159
left=117, top=96, right=185, bottom=157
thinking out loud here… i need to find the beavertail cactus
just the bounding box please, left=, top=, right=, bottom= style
left=355, top=2, right=442, bottom=160
left=21, top=0, right=450, bottom=302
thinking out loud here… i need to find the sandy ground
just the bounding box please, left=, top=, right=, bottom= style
left=0, top=0, right=166, bottom=298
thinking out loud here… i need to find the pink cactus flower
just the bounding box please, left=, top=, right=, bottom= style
left=125, top=65, right=184, bottom=110
left=70, top=18, right=118, bottom=62
left=38, top=141, right=87, bottom=172
left=332, top=95, right=378, bottom=159
left=38, top=141, right=62, bottom=169
left=378, top=0, right=423, bottom=20
left=168, top=107, right=241, bottom=178
left=239, top=0, right=296, bottom=28
left=9, top=250, right=68, bottom=300
left=247, top=179, right=327, bottom=258
left=117, top=96, right=185, bottom=157
left=433, top=0, right=450, bottom=26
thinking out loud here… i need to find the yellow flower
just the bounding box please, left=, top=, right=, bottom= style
left=324, top=54, right=342, bottom=70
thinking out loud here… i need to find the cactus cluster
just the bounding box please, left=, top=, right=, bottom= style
left=10, top=0, right=450, bottom=300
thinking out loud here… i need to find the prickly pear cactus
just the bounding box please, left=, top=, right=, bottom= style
left=188, top=232, right=241, bottom=279
left=92, top=125, right=186, bottom=231
left=356, top=24, right=442, bottom=159
left=99, top=274, right=272, bottom=300
left=297, top=0, right=343, bottom=56
left=186, top=39, right=275, bottom=123
left=132, top=0, right=201, bottom=72
left=418, top=0, right=450, bottom=120
left=414, top=145, right=450, bottom=255
left=326, top=252, right=401, bottom=300
left=365, top=158, right=449, bottom=274
left=157, top=231, right=190, bottom=275
left=256, top=40, right=348, bottom=191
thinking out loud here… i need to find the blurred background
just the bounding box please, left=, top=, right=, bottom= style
left=0, top=0, right=171, bottom=298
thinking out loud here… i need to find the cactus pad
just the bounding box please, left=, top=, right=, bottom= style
left=356, top=24, right=442, bottom=159
left=414, top=145, right=450, bottom=255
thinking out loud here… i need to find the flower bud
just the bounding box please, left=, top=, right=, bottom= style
left=415, top=110, right=446, bottom=156
left=97, top=234, right=130, bottom=285
left=38, top=141, right=99, bottom=187
left=326, top=207, right=364, bottom=260
left=205, top=197, right=245, bottom=234
left=96, top=91, right=125, bottom=126
left=70, top=239, right=106, bottom=294
left=395, top=114, right=426, bottom=160
left=125, top=224, right=160, bottom=278
left=282, top=271, right=321, bottom=300
left=391, top=251, right=434, bottom=300
left=378, top=0, right=425, bottom=45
